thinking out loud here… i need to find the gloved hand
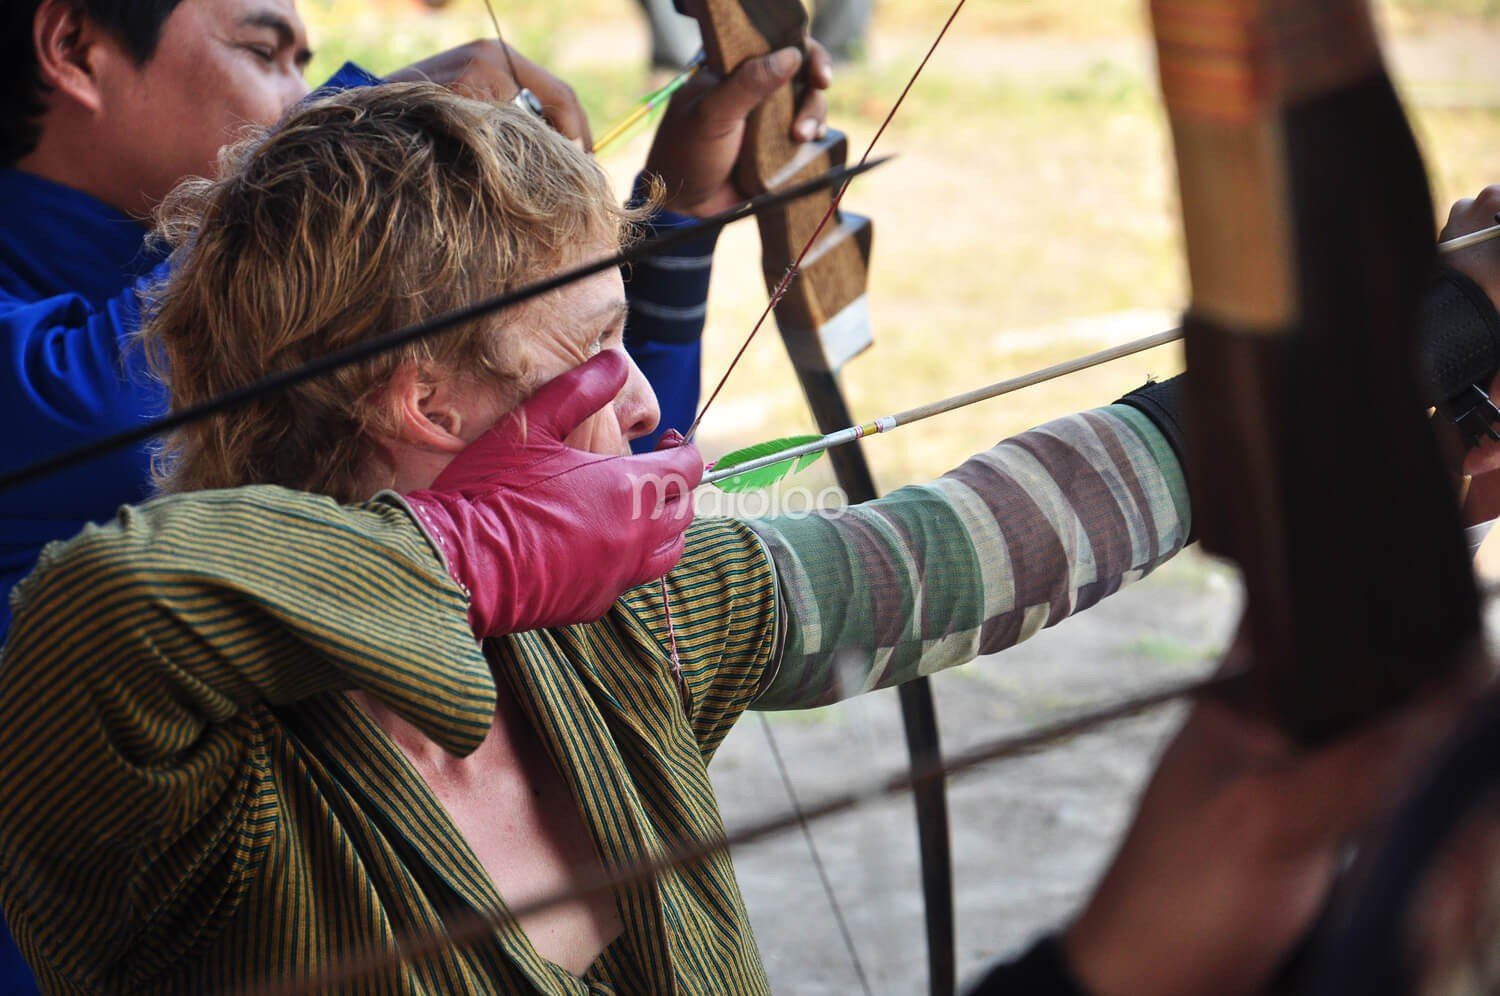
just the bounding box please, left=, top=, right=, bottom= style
left=403, top=351, right=702, bottom=637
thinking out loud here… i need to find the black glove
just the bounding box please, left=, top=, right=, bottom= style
left=1416, top=265, right=1500, bottom=445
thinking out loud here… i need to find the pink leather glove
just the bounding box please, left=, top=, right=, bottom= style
left=403, top=351, right=702, bottom=637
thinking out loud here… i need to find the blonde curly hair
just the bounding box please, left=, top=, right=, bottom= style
left=142, top=82, right=643, bottom=500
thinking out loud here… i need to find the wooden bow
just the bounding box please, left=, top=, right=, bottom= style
left=1149, top=0, right=1479, bottom=738
left=690, top=3, right=955, bottom=993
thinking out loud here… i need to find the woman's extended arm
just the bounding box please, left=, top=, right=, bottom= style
left=748, top=401, right=1189, bottom=709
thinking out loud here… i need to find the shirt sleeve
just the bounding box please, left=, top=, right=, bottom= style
left=0, top=486, right=492, bottom=989
left=747, top=405, right=1191, bottom=709
left=617, top=517, right=780, bottom=762
left=0, top=274, right=171, bottom=640
left=0, top=267, right=168, bottom=443
left=625, top=180, right=720, bottom=451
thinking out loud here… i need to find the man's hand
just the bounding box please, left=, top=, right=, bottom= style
left=1434, top=187, right=1500, bottom=483
left=1442, top=185, right=1500, bottom=312
left=402, top=352, right=702, bottom=638
left=643, top=38, right=834, bottom=216
left=387, top=41, right=592, bottom=148
left=1063, top=651, right=1478, bottom=996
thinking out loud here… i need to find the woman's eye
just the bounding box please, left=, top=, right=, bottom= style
left=244, top=44, right=276, bottom=63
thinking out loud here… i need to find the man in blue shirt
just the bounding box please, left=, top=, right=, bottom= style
left=0, top=1, right=830, bottom=988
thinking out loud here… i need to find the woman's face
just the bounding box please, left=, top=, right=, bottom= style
left=449, top=260, right=661, bottom=456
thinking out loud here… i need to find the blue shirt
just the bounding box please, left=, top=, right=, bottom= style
left=0, top=168, right=168, bottom=641
left=0, top=63, right=383, bottom=644
left=626, top=209, right=718, bottom=452
left=0, top=168, right=162, bottom=996
left=624, top=178, right=719, bottom=453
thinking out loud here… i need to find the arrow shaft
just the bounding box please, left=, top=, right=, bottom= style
left=703, top=326, right=1183, bottom=486
left=1438, top=222, right=1500, bottom=255
left=594, top=53, right=706, bottom=154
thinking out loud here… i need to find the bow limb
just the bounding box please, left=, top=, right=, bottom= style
left=1150, top=0, right=1480, bottom=739
left=690, top=3, right=955, bottom=993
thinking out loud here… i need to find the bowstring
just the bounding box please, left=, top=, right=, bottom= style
left=685, top=0, right=973, bottom=442
left=680, top=3, right=977, bottom=989
left=474, top=1, right=876, bottom=982
left=479, top=0, right=526, bottom=86
left=756, top=711, right=874, bottom=996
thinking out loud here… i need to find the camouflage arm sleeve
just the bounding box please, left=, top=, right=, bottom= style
left=746, top=405, right=1191, bottom=710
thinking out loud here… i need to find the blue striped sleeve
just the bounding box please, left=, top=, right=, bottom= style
left=625, top=177, right=720, bottom=450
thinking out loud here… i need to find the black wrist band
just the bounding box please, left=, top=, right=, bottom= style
left=1116, top=372, right=1186, bottom=467
left=1417, top=265, right=1500, bottom=405
left=1417, top=265, right=1500, bottom=445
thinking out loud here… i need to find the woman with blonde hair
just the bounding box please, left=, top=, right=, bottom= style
left=0, top=83, right=1199, bottom=992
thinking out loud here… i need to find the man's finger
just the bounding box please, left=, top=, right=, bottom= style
left=805, top=38, right=835, bottom=91
left=532, top=78, right=591, bottom=147
left=503, top=45, right=592, bottom=147
left=697, top=47, right=803, bottom=128
left=793, top=89, right=828, bottom=143
left=792, top=39, right=832, bottom=142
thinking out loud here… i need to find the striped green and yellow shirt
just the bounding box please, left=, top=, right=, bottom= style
left=0, top=404, right=1188, bottom=994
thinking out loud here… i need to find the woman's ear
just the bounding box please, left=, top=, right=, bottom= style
left=32, top=0, right=111, bottom=116
left=384, top=363, right=470, bottom=454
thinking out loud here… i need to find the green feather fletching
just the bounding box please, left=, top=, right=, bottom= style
left=710, top=435, right=825, bottom=493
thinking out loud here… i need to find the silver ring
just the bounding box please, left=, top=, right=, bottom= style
left=511, top=87, right=546, bottom=119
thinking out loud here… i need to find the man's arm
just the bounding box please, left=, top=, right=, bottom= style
left=0, top=270, right=173, bottom=642
left=0, top=275, right=166, bottom=457
left=625, top=199, right=719, bottom=451
left=747, top=400, right=1190, bottom=709
left=626, top=42, right=835, bottom=446
left=0, top=488, right=491, bottom=989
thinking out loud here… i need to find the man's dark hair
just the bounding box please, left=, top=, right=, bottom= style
left=1, top=1, right=186, bottom=167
